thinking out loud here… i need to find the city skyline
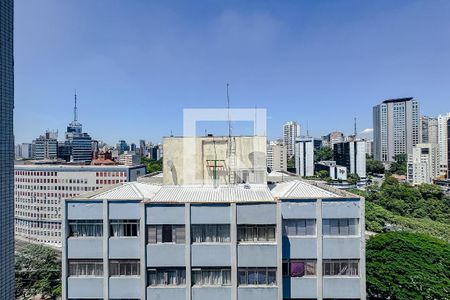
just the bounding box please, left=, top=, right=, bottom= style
left=14, top=0, right=450, bottom=144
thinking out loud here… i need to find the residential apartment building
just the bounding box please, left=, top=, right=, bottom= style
left=16, top=143, right=33, bottom=159
left=447, top=118, right=450, bottom=179
left=420, top=116, right=438, bottom=144
left=373, top=97, right=420, bottom=162
left=119, top=151, right=142, bottom=166
left=33, top=130, right=58, bottom=160
left=283, top=121, right=301, bottom=157
left=438, top=113, right=450, bottom=177
left=334, top=141, right=366, bottom=179
left=14, top=163, right=145, bottom=247
left=267, top=142, right=287, bottom=172
left=294, top=138, right=315, bottom=177
left=62, top=136, right=366, bottom=300
left=0, top=0, right=15, bottom=296
left=407, top=143, right=439, bottom=185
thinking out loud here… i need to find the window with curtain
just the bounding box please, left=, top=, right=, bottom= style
left=191, top=224, right=230, bottom=243
left=322, top=219, right=358, bottom=236
left=68, top=220, right=103, bottom=237
left=110, top=219, right=139, bottom=237
left=323, top=259, right=359, bottom=276
left=237, top=225, right=276, bottom=243
left=192, top=268, right=231, bottom=286
left=109, top=260, right=140, bottom=276
left=147, top=225, right=185, bottom=244
left=282, top=260, right=316, bottom=277
left=283, top=219, right=316, bottom=236
left=238, top=268, right=277, bottom=286
left=147, top=268, right=186, bottom=286
left=69, top=260, right=103, bottom=276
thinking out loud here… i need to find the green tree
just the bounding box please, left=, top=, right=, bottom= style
left=141, top=156, right=163, bottom=173
left=16, top=244, right=61, bottom=299
left=314, top=146, right=333, bottom=162
left=367, top=232, right=450, bottom=299
left=347, top=173, right=360, bottom=185
left=389, top=154, right=407, bottom=175
left=287, top=156, right=295, bottom=169
left=366, top=157, right=385, bottom=175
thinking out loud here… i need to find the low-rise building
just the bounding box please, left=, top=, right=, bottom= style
left=14, top=162, right=145, bottom=247
left=119, top=151, right=142, bottom=166
left=61, top=136, right=366, bottom=300
left=315, top=161, right=348, bottom=181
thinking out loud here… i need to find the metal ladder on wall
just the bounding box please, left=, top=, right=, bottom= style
left=227, top=136, right=237, bottom=185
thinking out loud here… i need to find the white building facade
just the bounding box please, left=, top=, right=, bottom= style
left=267, top=142, right=287, bottom=172
left=283, top=121, right=300, bottom=157
left=294, top=138, right=314, bottom=177
left=438, top=113, right=450, bottom=177
left=14, top=164, right=145, bottom=247
left=407, top=143, right=439, bottom=185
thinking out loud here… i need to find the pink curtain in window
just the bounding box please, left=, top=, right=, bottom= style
left=290, top=262, right=305, bottom=277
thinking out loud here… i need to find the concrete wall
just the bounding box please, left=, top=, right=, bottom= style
left=163, top=136, right=267, bottom=185
left=63, top=198, right=365, bottom=300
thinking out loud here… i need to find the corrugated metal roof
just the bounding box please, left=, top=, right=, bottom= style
left=150, top=184, right=274, bottom=203
left=75, top=180, right=339, bottom=202
left=270, top=180, right=338, bottom=199
left=80, top=182, right=161, bottom=200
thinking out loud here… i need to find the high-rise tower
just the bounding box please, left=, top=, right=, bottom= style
left=0, top=0, right=15, bottom=297
left=373, top=97, right=420, bottom=162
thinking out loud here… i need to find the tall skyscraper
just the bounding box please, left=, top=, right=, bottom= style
left=283, top=121, right=300, bottom=157
left=420, top=116, right=438, bottom=144
left=438, top=113, right=450, bottom=177
left=0, top=0, right=15, bottom=297
left=294, top=138, right=314, bottom=177
left=373, top=97, right=420, bottom=162
left=65, top=93, right=93, bottom=163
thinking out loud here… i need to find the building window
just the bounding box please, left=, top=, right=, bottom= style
left=192, top=268, right=231, bottom=286
left=282, top=260, right=316, bottom=277
left=237, top=225, right=276, bottom=243
left=322, top=219, right=358, bottom=236
left=238, top=268, right=277, bottom=286
left=323, top=259, right=359, bottom=276
left=283, top=219, right=316, bottom=236
left=110, top=219, right=139, bottom=237
left=147, top=225, right=185, bottom=244
left=68, top=220, right=103, bottom=237
left=69, top=260, right=103, bottom=276
left=109, top=260, right=140, bottom=276
left=191, top=224, right=230, bottom=243
left=148, top=268, right=186, bottom=286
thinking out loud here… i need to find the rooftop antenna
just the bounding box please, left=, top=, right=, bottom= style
left=306, top=121, right=310, bottom=138
left=354, top=116, right=357, bottom=137
left=73, top=89, right=78, bottom=123
left=227, top=83, right=231, bottom=137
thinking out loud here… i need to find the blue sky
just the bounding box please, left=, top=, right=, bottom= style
left=15, top=0, right=450, bottom=144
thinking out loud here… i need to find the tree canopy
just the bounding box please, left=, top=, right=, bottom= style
left=389, top=154, right=407, bottom=175
left=366, top=176, right=450, bottom=224
left=366, top=156, right=385, bottom=174
left=141, top=156, right=163, bottom=173
left=314, top=146, right=333, bottom=162
left=15, top=244, right=61, bottom=299
left=367, top=232, right=450, bottom=300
